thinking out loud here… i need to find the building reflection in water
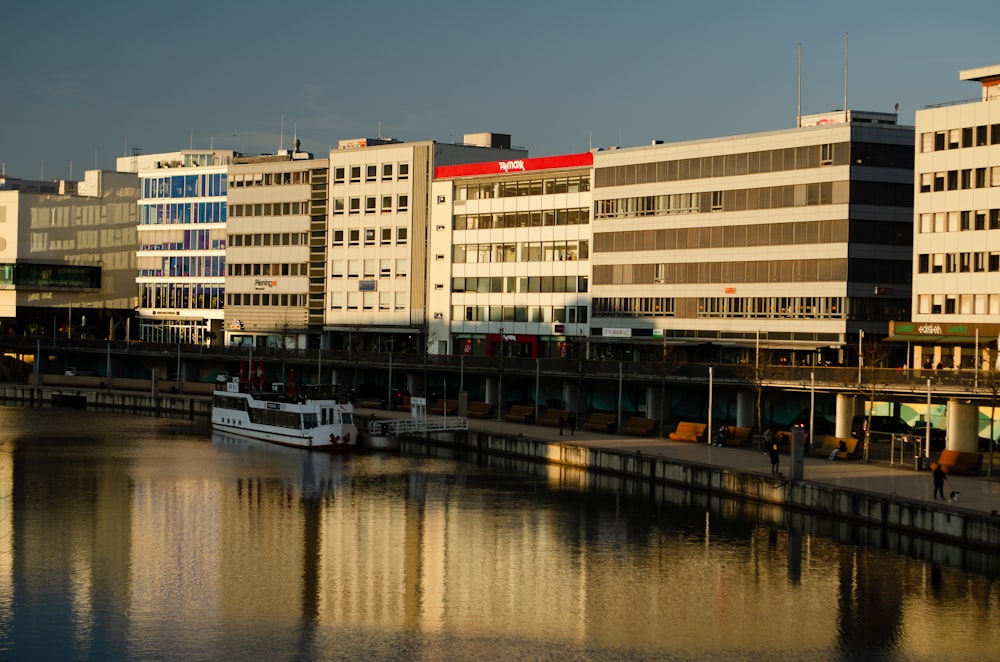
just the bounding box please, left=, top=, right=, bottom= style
left=0, top=409, right=998, bottom=659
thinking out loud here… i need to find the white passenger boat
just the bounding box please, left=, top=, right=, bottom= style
left=212, top=379, right=359, bottom=450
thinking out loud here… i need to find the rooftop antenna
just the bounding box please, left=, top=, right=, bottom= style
left=189, top=129, right=193, bottom=150
left=293, top=122, right=297, bottom=152
left=796, top=43, right=802, bottom=128
left=843, top=32, right=849, bottom=123
left=279, top=114, right=284, bottom=151
left=378, top=120, right=382, bottom=139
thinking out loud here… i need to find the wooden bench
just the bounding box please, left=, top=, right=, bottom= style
left=623, top=416, right=657, bottom=436
left=538, top=408, right=569, bottom=428
left=718, top=426, right=752, bottom=447
left=583, top=412, right=617, bottom=433
left=668, top=421, right=705, bottom=442
left=466, top=401, right=494, bottom=419
left=429, top=398, right=458, bottom=416
left=932, top=449, right=983, bottom=475
left=812, top=435, right=860, bottom=460
left=503, top=404, right=534, bottom=424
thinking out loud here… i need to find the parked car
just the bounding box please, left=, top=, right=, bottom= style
left=851, top=415, right=912, bottom=443
left=64, top=367, right=92, bottom=376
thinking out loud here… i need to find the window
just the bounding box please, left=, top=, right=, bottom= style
left=330, top=292, right=343, bottom=309
left=381, top=195, right=392, bottom=211
left=349, top=197, right=360, bottom=214
left=348, top=229, right=360, bottom=246
left=396, top=258, right=408, bottom=276
left=365, top=228, right=375, bottom=245
left=365, top=196, right=376, bottom=213
left=332, top=229, right=344, bottom=246
left=350, top=166, right=361, bottom=182
left=330, top=260, right=345, bottom=277
left=333, top=197, right=344, bottom=215
left=366, top=164, right=377, bottom=181
left=382, top=163, right=393, bottom=180
left=381, top=228, right=392, bottom=244
left=347, top=260, right=360, bottom=278
left=334, top=167, right=345, bottom=183
left=397, top=194, right=409, bottom=211
left=398, top=163, right=409, bottom=179
left=380, top=259, right=391, bottom=277
left=363, top=260, right=375, bottom=277
left=397, top=227, right=408, bottom=244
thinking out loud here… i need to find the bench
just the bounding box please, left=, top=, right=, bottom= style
left=538, top=408, right=569, bottom=428
left=583, top=412, right=617, bottom=433
left=812, top=435, right=860, bottom=460
left=429, top=398, right=458, bottom=416
left=668, top=421, right=705, bottom=442
left=623, top=416, right=657, bottom=436
left=718, top=426, right=752, bottom=447
left=503, top=404, right=534, bottom=425
left=932, top=449, right=983, bottom=476
left=466, top=401, right=494, bottom=419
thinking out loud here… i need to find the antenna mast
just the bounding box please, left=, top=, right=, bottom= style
left=843, top=32, right=849, bottom=123
left=797, top=43, right=802, bottom=128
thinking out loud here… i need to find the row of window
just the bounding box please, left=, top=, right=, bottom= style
left=330, top=291, right=407, bottom=311
left=332, top=227, right=408, bottom=246
left=593, top=258, right=910, bottom=287
left=452, top=241, right=589, bottom=264
left=453, top=305, right=588, bottom=324
left=138, top=284, right=223, bottom=309
left=920, top=125, right=1000, bottom=152
left=138, top=229, right=226, bottom=252
left=594, top=220, right=855, bottom=253
left=592, top=297, right=675, bottom=317
left=916, top=293, right=1000, bottom=316
left=229, top=232, right=310, bottom=247
left=696, top=296, right=845, bottom=319
left=453, top=174, right=591, bottom=200
left=451, top=275, right=589, bottom=294
left=918, top=210, right=1000, bottom=232
left=227, top=263, right=308, bottom=277
left=142, top=174, right=227, bottom=199
left=594, top=142, right=913, bottom=188
left=138, top=255, right=226, bottom=278
left=227, top=293, right=308, bottom=307
left=918, top=167, right=1000, bottom=192
left=0, top=263, right=101, bottom=289
left=330, top=259, right=408, bottom=278
left=229, top=170, right=311, bottom=187
left=332, top=195, right=408, bottom=214
left=453, top=208, right=590, bottom=230
left=139, top=202, right=227, bottom=225
left=229, top=201, right=309, bottom=217
left=916, top=251, right=1000, bottom=273
left=333, top=162, right=409, bottom=184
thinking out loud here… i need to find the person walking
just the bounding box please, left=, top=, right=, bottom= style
left=768, top=439, right=781, bottom=475
left=567, top=412, right=576, bottom=436
left=558, top=414, right=565, bottom=436
left=932, top=463, right=947, bottom=500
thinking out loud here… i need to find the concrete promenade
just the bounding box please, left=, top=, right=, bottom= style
left=358, top=407, right=1000, bottom=518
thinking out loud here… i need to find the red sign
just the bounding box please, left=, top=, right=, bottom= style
left=435, top=152, right=593, bottom=179
left=463, top=339, right=472, bottom=355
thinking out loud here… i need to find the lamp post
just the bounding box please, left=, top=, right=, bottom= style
left=857, top=329, right=864, bottom=386
left=497, top=327, right=504, bottom=421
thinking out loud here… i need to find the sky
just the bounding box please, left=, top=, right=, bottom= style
left=2, top=0, right=998, bottom=181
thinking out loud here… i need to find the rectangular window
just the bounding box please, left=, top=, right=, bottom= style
left=332, top=229, right=344, bottom=246
left=366, top=164, right=377, bottom=181
left=398, top=163, right=409, bottom=179
left=382, top=163, right=393, bottom=180
left=396, top=259, right=408, bottom=276
left=381, top=227, right=392, bottom=244
left=332, top=197, right=345, bottom=215
left=349, top=197, right=360, bottom=214
left=349, top=229, right=360, bottom=246
left=350, top=166, right=361, bottom=182
left=365, top=196, right=376, bottom=213
left=397, top=194, right=409, bottom=211
left=365, top=228, right=375, bottom=245
left=381, top=195, right=393, bottom=211
left=397, top=227, right=408, bottom=244
left=334, top=167, right=345, bottom=183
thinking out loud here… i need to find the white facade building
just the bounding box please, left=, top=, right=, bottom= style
left=899, top=64, right=1000, bottom=370
left=429, top=153, right=593, bottom=358
left=326, top=133, right=527, bottom=354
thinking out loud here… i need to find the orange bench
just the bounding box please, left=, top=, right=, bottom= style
left=669, top=421, right=706, bottom=443
left=813, top=436, right=860, bottom=460
left=932, top=449, right=983, bottom=475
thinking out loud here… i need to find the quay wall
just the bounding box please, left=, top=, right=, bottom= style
left=0, top=384, right=211, bottom=416
left=465, top=431, right=1000, bottom=551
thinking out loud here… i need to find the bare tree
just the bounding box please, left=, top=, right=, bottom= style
left=858, top=336, right=894, bottom=462
left=731, top=342, right=777, bottom=449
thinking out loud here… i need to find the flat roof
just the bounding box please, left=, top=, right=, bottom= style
left=959, top=64, right=1000, bottom=83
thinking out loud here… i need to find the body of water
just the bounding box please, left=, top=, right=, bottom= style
left=0, top=406, right=997, bottom=661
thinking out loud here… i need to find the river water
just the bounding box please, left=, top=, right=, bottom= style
left=0, top=406, right=997, bottom=661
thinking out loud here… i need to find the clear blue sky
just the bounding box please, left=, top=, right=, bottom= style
left=2, top=0, right=996, bottom=181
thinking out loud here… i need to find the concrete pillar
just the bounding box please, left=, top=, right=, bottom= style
left=736, top=390, right=754, bottom=429
left=484, top=377, right=499, bottom=408
left=951, top=346, right=962, bottom=370
left=564, top=382, right=580, bottom=414
left=835, top=394, right=863, bottom=438
left=946, top=398, right=979, bottom=452
left=644, top=385, right=670, bottom=437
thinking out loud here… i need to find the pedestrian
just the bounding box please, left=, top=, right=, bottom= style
left=567, top=412, right=576, bottom=436
left=762, top=427, right=773, bottom=453
left=768, top=440, right=781, bottom=475
left=558, top=413, right=565, bottom=436
left=828, top=439, right=847, bottom=461
left=932, top=463, right=947, bottom=500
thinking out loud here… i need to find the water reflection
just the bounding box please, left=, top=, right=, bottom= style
left=0, top=407, right=997, bottom=660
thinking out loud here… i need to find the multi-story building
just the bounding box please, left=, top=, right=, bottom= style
left=429, top=152, right=593, bottom=359
left=893, top=64, right=1000, bottom=371
left=325, top=133, right=527, bottom=354
left=0, top=170, right=138, bottom=339
left=589, top=111, right=914, bottom=366
left=224, top=147, right=324, bottom=349
left=119, top=150, right=233, bottom=345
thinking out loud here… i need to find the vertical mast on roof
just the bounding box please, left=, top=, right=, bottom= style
left=843, top=32, right=849, bottom=123
left=797, top=43, right=802, bottom=128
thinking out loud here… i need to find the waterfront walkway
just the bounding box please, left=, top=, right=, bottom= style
left=357, top=407, right=1000, bottom=517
